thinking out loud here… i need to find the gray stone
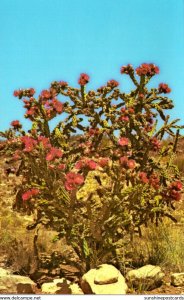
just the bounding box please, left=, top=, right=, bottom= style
left=126, top=265, right=165, bottom=291
left=171, top=273, right=184, bottom=287
left=81, top=264, right=128, bottom=294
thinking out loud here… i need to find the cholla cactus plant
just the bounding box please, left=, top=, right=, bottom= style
left=1, top=63, right=183, bottom=272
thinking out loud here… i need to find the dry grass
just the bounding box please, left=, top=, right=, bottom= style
left=145, top=222, right=184, bottom=272
left=126, top=218, right=184, bottom=273
left=173, top=154, right=184, bottom=175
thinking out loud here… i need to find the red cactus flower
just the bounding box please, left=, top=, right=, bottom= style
left=65, top=172, right=84, bottom=191
left=169, top=181, right=182, bottom=191
left=66, top=172, right=77, bottom=183
left=120, top=116, right=129, bottom=122
left=21, top=136, right=38, bottom=152
left=169, top=189, right=182, bottom=201
left=26, top=108, right=36, bottom=116
left=73, top=173, right=84, bottom=185
left=22, top=188, right=39, bottom=201
left=57, top=163, right=66, bottom=170
left=120, top=156, right=129, bottom=167
left=127, top=159, right=136, bottom=169
left=139, top=172, right=149, bottom=184
left=86, top=160, right=98, bottom=170
left=158, top=83, right=171, bottom=94
left=120, top=157, right=135, bottom=169
left=46, top=147, right=63, bottom=161
left=88, top=128, right=100, bottom=136
left=22, top=190, right=32, bottom=201
left=78, top=73, right=90, bottom=86
left=107, top=79, right=119, bottom=88
left=121, top=107, right=126, bottom=113
left=28, top=88, right=36, bottom=96
left=98, top=157, right=109, bottom=167
left=38, top=136, right=51, bottom=149
left=52, top=99, right=63, bottom=113
left=144, top=125, right=152, bottom=132
left=150, top=137, right=161, bottom=151
left=118, top=137, right=129, bottom=147
left=65, top=181, right=75, bottom=191
left=128, top=107, right=135, bottom=114
left=11, top=120, right=22, bottom=129
left=136, top=63, right=159, bottom=76
left=75, top=160, right=86, bottom=170
left=25, top=106, right=38, bottom=120
left=120, top=64, right=134, bottom=74
left=23, top=99, right=31, bottom=109
left=59, top=81, right=68, bottom=88
left=149, top=174, right=160, bottom=189
left=13, top=89, right=23, bottom=98
left=41, top=90, right=51, bottom=99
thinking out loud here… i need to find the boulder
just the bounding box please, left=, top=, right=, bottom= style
left=0, top=274, right=36, bottom=294
left=70, top=283, right=84, bottom=294
left=0, top=268, right=11, bottom=276
left=81, top=264, right=128, bottom=294
left=171, top=273, right=184, bottom=287
left=126, top=265, right=165, bottom=291
left=94, top=264, right=119, bottom=284
left=41, top=278, right=83, bottom=294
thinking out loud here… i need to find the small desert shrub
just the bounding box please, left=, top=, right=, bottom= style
left=0, top=209, right=36, bottom=274
left=142, top=222, right=184, bottom=272
left=5, top=236, right=37, bottom=275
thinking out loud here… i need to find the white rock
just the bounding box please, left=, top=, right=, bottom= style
left=126, top=265, right=165, bottom=291
left=53, top=278, right=71, bottom=284
left=94, top=264, right=119, bottom=284
left=171, top=273, right=184, bottom=286
left=41, top=282, right=60, bottom=294
left=42, top=278, right=71, bottom=294
left=70, top=283, right=84, bottom=294
left=81, top=264, right=128, bottom=294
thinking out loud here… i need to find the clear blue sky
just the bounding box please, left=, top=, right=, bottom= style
left=0, top=0, right=184, bottom=132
